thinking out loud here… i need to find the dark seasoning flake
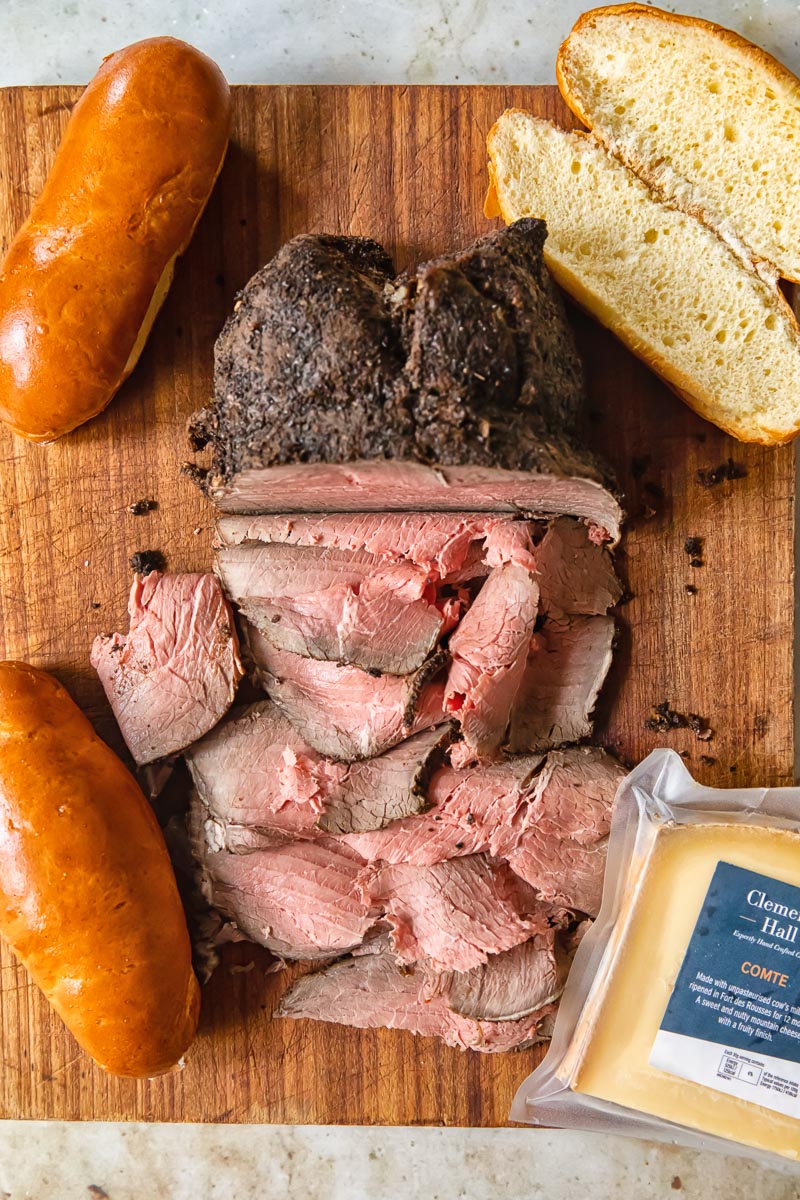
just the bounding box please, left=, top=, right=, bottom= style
left=129, top=550, right=166, bottom=576
left=645, top=702, right=713, bottom=742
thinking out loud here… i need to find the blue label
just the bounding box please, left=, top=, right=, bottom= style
left=659, top=860, right=800, bottom=1062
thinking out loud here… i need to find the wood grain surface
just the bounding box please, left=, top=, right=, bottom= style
left=0, top=84, right=793, bottom=1124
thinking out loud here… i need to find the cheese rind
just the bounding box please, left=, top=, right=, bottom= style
left=567, top=823, right=800, bottom=1160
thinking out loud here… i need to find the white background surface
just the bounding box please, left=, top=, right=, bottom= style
left=2, top=0, right=800, bottom=1196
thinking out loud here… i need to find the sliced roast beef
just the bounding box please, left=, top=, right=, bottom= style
left=503, top=746, right=625, bottom=916
left=535, top=518, right=621, bottom=617
left=341, top=746, right=624, bottom=906
left=356, top=855, right=546, bottom=973
left=341, top=753, right=545, bottom=865
left=507, top=616, right=615, bottom=752
left=318, top=725, right=453, bottom=835
left=445, top=562, right=539, bottom=757
left=186, top=701, right=452, bottom=842
left=238, top=586, right=443, bottom=676
left=203, top=461, right=620, bottom=541
left=214, top=512, right=517, bottom=575
left=442, top=929, right=565, bottom=1021
left=91, top=572, right=243, bottom=765
left=242, top=622, right=447, bottom=760
left=186, top=700, right=332, bottom=841
left=507, top=838, right=609, bottom=918
left=191, top=222, right=620, bottom=542
left=277, top=948, right=556, bottom=1052
left=193, top=823, right=375, bottom=960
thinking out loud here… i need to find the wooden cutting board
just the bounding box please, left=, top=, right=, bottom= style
left=0, top=84, right=793, bottom=1124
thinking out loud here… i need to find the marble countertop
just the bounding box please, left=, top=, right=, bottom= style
left=2, top=1, right=800, bottom=1196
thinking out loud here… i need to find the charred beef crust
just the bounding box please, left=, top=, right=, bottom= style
left=208, top=234, right=408, bottom=480
left=196, top=220, right=594, bottom=487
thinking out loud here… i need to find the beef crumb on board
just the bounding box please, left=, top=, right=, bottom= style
left=129, top=550, right=166, bottom=576
left=128, top=498, right=158, bottom=515
left=683, top=536, right=704, bottom=567
left=645, top=701, right=713, bottom=742
left=697, top=459, right=747, bottom=488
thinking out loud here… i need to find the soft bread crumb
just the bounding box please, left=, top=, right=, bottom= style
left=558, top=4, right=800, bottom=282
left=486, top=111, right=800, bottom=444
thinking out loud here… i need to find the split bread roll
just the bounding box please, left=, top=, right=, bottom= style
left=0, top=37, right=231, bottom=442
left=0, top=661, right=200, bottom=1077
left=557, top=4, right=800, bottom=282
left=486, top=113, right=800, bottom=444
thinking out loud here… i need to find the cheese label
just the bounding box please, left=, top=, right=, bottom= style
left=649, top=860, right=800, bottom=1119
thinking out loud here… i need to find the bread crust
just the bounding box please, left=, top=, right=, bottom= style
left=0, top=661, right=200, bottom=1076
left=486, top=111, right=800, bottom=445
left=0, top=37, right=231, bottom=441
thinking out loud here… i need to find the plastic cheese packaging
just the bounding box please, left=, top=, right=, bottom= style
left=513, top=748, right=800, bottom=1169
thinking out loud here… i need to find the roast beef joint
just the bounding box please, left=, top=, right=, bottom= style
left=92, top=220, right=626, bottom=1052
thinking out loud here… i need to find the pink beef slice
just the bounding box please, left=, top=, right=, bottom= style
left=192, top=819, right=375, bottom=960
left=342, top=745, right=623, bottom=919
left=242, top=621, right=447, bottom=760
left=91, top=572, right=243, bottom=765
left=276, top=947, right=556, bottom=1052
left=535, top=517, right=621, bottom=618
left=505, top=746, right=627, bottom=916
left=238, top=583, right=444, bottom=676
left=213, top=515, right=542, bottom=676
left=507, top=615, right=615, bottom=753
left=341, top=753, right=545, bottom=865
left=441, top=928, right=566, bottom=1021
left=214, top=512, right=520, bottom=575
left=445, top=562, right=540, bottom=758
left=356, top=855, right=550, bottom=972
left=185, top=700, right=453, bottom=844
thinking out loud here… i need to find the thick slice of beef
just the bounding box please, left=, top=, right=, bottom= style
left=192, top=222, right=620, bottom=542
left=342, top=746, right=624, bottom=913
left=356, top=855, right=546, bottom=973
left=186, top=700, right=331, bottom=841
left=186, top=701, right=452, bottom=841
left=215, top=541, right=395, bottom=601
left=507, top=616, right=615, bottom=752
left=318, top=725, right=453, bottom=835
left=214, top=512, right=516, bottom=575
left=536, top=518, right=621, bottom=617
left=445, top=562, right=539, bottom=757
left=277, top=949, right=556, bottom=1052
left=507, top=838, right=609, bottom=919
left=91, top=572, right=243, bottom=765
left=341, top=754, right=545, bottom=865
left=239, top=587, right=443, bottom=676
left=192, top=820, right=375, bottom=960
left=243, top=622, right=447, bottom=760
left=504, top=746, right=625, bottom=916
left=204, top=462, right=620, bottom=542
left=442, top=929, right=565, bottom=1021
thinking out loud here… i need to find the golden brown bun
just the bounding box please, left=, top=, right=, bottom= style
left=0, top=38, right=231, bottom=442
left=0, top=661, right=200, bottom=1077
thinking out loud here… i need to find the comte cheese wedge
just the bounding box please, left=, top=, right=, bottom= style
left=557, top=4, right=800, bottom=282
left=486, top=112, right=800, bottom=445
left=512, top=749, right=800, bottom=1166
left=570, top=823, right=800, bottom=1161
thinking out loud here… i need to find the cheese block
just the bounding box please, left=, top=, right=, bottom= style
left=565, top=822, right=800, bottom=1160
